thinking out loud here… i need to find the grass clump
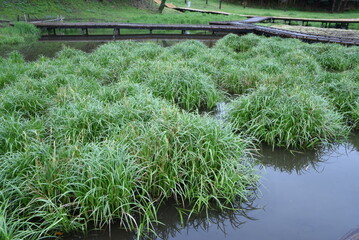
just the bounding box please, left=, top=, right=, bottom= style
left=227, top=87, right=350, bottom=149
left=118, top=109, right=257, bottom=210
left=215, top=33, right=261, bottom=53
left=0, top=22, right=40, bottom=45
left=126, top=60, right=222, bottom=111
left=315, top=72, right=359, bottom=128
left=0, top=141, right=146, bottom=238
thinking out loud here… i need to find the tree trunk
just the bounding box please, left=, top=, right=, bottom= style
left=338, top=0, right=346, bottom=12
left=159, top=0, right=166, bottom=13
left=343, top=0, right=349, bottom=12
left=331, top=0, right=337, bottom=12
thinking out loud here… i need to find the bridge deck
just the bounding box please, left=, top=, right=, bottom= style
left=173, top=7, right=231, bottom=15
left=241, top=15, right=359, bottom=23
left=33, top=22, right=252, bottom=31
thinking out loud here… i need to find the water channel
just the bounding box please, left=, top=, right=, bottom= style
left=1, top=41, right=358, bottom=240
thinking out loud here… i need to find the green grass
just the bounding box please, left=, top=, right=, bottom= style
left=0, top=22, right=40, bottom=45
left=170, top=0, right=359, bottom=19
left=0, top=34, right=358, bottom=239
left=0, top=0, right=244, bottom=23
left=0, top=38, right=260, bottom=239
left=227, top=86, right=350, bottom=149
left=1, top=0, right=358, bottom=23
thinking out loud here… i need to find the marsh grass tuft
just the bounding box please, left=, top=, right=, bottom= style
left=227, top=87, right=350, bottom=149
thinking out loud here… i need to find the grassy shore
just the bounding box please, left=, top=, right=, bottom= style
left=0, top=34, right=358, bottom=239
left=170, top=0, right=359, bottom=19
left=0, top=22, right=40, bottom=45
left=1, top=0, right=358, bottom=22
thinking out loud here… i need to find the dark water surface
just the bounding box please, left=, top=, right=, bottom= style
left=0, top=41, right=106, bottom=61
left=0, top=39, right=216, bottom=61
left=66, top=134, right=359, bottom=240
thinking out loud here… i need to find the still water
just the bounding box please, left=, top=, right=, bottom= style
left=0, top=39, right=216, bottom=61
left=67, top=134, right=359, bottom=240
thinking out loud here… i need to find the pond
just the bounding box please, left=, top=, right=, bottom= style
left=66, top=133, right=359, bottom=240
left=0, top=39, right=217, bottom=61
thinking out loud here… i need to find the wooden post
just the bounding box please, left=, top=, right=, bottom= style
left=113, top=28, right=120, bottom=37
left=206, top=0, right=208, bottom=4
left=113, top=28, right=118, bottom=40
left=219, top=0, right=222, bottom=9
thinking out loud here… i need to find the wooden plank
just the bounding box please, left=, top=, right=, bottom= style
left=240, top=16, right=271, bottom=23
left=241, top=15, right=359, bottom=23
left=173, top=7, right=231, bottom=15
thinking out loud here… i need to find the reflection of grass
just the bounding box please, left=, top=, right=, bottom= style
left=259, top=145, right=326, bottom=174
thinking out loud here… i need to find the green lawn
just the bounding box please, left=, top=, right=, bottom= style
left=0, top=0, right=358, bottom=24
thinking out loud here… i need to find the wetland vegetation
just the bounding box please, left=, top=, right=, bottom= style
left=0, top=33, right=358, bottom=239
left=0, top=22, right=40, bottom=45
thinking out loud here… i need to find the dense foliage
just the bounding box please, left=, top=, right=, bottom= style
left=0, top=22, right=40, bottom=45
left=0, top=34, right=358, bottom=239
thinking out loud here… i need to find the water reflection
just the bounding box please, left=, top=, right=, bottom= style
left=0, top=39, right=216, bottom=62
left=47, top=134, right=359, bottom=239
left=259, top=134, right=359, bottom=175
left=152, top=200, right=258, bottom=240
left=67, top=196, right=260, bottom=240
left=0, top=41, right=104, bottom=61
left=349, top=131, right=359, bottom=152
left=259, top=145, right=325, bottom=174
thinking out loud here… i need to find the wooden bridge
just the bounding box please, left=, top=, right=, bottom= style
left=32, top=21, right=359, bottom=46
left=33, top=22, right=254, bottom=36
left=240, top=15, right=359, bottom=29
